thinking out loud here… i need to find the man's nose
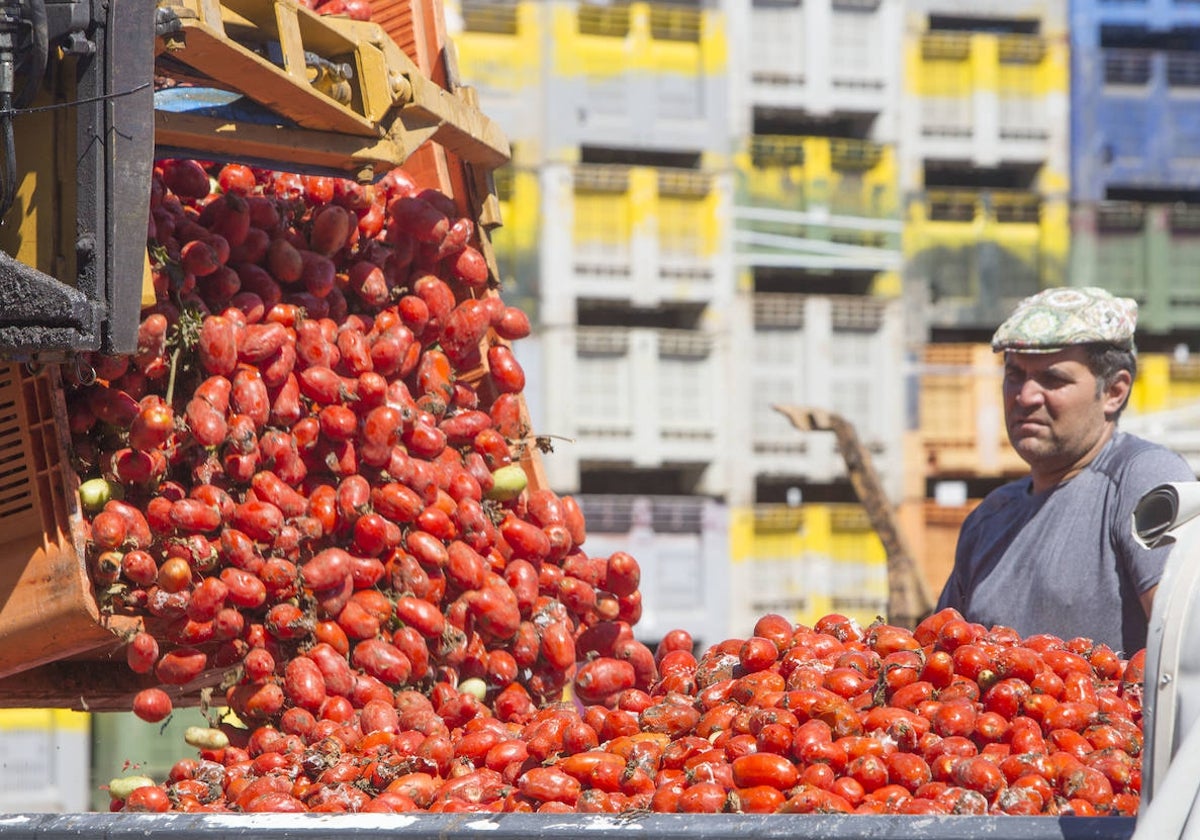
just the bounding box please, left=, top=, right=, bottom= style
left=1015, top=379, right=1044, bottom=406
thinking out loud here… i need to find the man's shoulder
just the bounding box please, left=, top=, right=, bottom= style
left=1103, top=432, right=1193, bottom=477
left=1091, top=433, right=1195, bottom=517
left=1110, top=431, right=1174, bottom=456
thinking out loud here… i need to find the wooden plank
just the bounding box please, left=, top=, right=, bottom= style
left=0, top=656, right=222, bottom=712
left=163, top=23, right=376, bottom=136
left=155, top=109, right=422, bottom=174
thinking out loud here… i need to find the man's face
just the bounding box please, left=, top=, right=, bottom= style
left=1002, top=346, right=1120, bottom=475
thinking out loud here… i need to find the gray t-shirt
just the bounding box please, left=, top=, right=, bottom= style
left=937, top=431, right=1194, bottom=655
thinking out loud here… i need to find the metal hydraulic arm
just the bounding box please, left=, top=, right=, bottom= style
left=0, top=0, right=508, bottom=362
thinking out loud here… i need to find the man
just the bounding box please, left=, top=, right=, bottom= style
left=936, top=286, right=1194, bottom=654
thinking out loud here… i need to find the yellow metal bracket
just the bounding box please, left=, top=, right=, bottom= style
left=152, top=0, right=510, bottom=176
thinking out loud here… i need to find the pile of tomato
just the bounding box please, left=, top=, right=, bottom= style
left=72, top=157, right=1144, bottom=817
left=108, top=608, right=1144, bottom=816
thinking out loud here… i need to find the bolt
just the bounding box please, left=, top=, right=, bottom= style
left=391, top=74, right=412, bottom=103
left=1161, top=673, right=1173, bottom=687
left=63, top=31, right=96, bottom=56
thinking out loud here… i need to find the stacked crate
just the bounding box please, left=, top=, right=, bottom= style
left=901, top=0, right=1070, bottom=335
left=1069, top=0, right=1200, bottom=336
left=1064, top=0, right=1200, bottom=493
left=728, top=0, right=905, bottom=629
left=450, top=0, right=738, bottom=640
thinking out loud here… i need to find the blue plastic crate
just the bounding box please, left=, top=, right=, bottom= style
left=1071, top=0, right=1200, bottom=200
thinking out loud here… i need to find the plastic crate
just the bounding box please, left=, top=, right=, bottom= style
left=747, top=0, right=898, bottom=127
left=1070, top=0, right=1200, bottom=200
left=729, top=503, right=888, bottom=632
left=559, top=164, right=725, bottom=307
left=747, top=295, right=907, bottom=502
left=455, top=0, right=729, bottom=152
left=0, top=709, right=89, bottom=813
left=905, top=189, right=1069, bottom=331
left=1070, top=203, right=1200, bottom=335
left=544, top=2, right=728, bottom=153
left=0, top=365, right=138, bottom=681
left=1073, top=49, right=1200, bottom=201
left=543, top=327, right=721, bottom=481
left=906, top=24, right=1067, bottom=162
left=918, top=343, right=1028, bottom=478
left=736, top=136, right=899, bottom=246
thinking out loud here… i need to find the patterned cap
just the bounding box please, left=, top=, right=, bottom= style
left=991, top=287, right=1138, bottom=353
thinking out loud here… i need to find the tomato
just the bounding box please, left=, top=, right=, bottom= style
left=352, top=639, right=412, bottom=686
left=132, top=687, right=173, bottom=723
left=161, top=158, right=211, bottom=199
left=731, top=753, right=798, bottom=790
left=123, top=785, right=172, bottom=813
left=243, top=647, right=275, bottom=681
left=155, top=648, right=208, bottom=685
left=494, top=306, right=531, bottom=341
left=487, top=344, right=525, bottom=394
left=90, top=510, right=128, bottom=550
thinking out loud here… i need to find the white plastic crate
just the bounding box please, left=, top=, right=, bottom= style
left=901, top=5, right=1068, bottom=171
left=745, top=0, right=901, bottom=141
left=0, top=710, right=89, bottom=813
left=553, top=327, right=722, bottom=478
left=545, top=4, right=729, bottom=153
left=745, top=294, right=906, bottom=501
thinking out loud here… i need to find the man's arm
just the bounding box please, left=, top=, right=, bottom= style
left=1141, top=584, right=1157, bottom=619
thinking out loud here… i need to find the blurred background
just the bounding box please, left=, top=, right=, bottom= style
left=444, top=0, right=1200, bottom=650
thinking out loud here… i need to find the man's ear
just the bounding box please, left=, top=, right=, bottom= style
left=1104, top=369, right=1133, bottom=418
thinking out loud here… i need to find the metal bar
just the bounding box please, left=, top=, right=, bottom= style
left=0, top=812, right=1138, bottom=839
left=154, top=109, right=420, bottom=174
left=105, top=0, right=155, bottom=354
left=733, top=229, right=901, bottom=261
left=733, top=205, right=904, bottom=233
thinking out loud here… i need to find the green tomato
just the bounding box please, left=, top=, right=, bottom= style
left=458, top=677, right=488, bottom=701
left=184, top=726, right=230, bottom=750
left=108, top=775, right=155, bottom=801
left=485, top=464, right=527, bottom=502
left=78, top=477, right=116, bottom=513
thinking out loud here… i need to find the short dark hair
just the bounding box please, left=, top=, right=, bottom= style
left=1084, top=343, right=1137, bottom=416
